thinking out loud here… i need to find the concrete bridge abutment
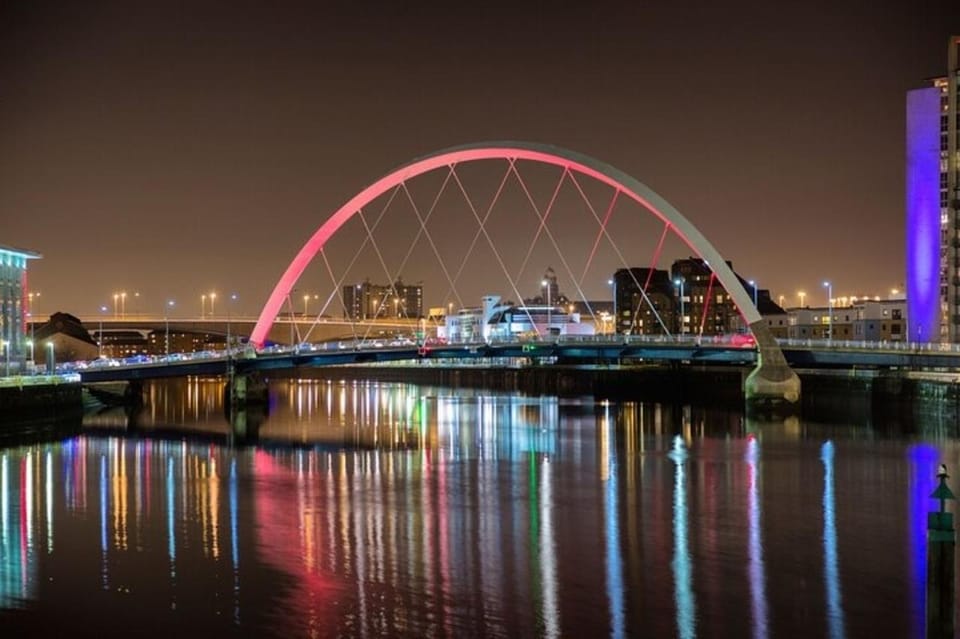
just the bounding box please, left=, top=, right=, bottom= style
left=744, top=321, right=801, bottom=415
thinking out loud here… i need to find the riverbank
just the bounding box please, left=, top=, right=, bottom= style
left=0, top=376, right=84, bottom=443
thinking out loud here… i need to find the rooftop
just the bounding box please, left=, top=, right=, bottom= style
left=0, top=243, right=42, bottom=259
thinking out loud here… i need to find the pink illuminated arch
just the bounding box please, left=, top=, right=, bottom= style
left=250, top=141, right=764, bottom=347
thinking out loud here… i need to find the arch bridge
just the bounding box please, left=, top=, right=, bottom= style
left=249, top=142, right=800, bottom=408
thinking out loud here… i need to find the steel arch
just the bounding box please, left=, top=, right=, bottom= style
left=250, top=141, right=762, bottom=347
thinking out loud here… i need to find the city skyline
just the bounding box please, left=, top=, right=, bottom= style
left=1, top=2, right=957, bottom=317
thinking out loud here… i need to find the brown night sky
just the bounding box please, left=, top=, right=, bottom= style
left=1, top=1, right=957, bottom=318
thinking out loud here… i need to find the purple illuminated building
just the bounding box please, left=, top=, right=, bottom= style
left=905, top=37, right=959, bottom=342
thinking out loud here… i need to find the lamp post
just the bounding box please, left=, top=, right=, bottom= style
left=393, top=296, right=399, bottom=319
left=749, top=279, right=758, bottom=308
left=823, top=281, right=833, bottom=341
left=210, top=292, right=217, bottom=317
left=609, top=279, right=616, bottom=334
left=201, top=294, right=207, bottom=318
left=113, top=293, right=120, bottom=318
left=120, top=292, right=127, bottom=319
left=798, top=291, right=806, bottom=308
left=98, top=305, right=108, bottom=358
left=674, top=277, right=685, bottom=337
left=26, top=339, right=34, bottom=366
left=165, top=300, right=175, bottom=356
left=303, top=294, right=310, bottom=318
left=226, top=293, right=237, bottom=356
left=28, top=291, right=39, bottom=343
left=778, top=294, right=785, bottom=308
left=542, top=279, right=552, bottom=333
left=2, top=340, right=8, bottom=377
left=46, top=341, right=54, bottom=375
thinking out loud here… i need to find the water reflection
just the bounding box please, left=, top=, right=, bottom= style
left=0, top=380, right=955, bottom=637
left=669, top=435, right=695, bottom=639
left=821, top=441, right=845, bottom=639
left=746, top=436, right=768, bottom=639
left=602, top=403, right=625, bottom=639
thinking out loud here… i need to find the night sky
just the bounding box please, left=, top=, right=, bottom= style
left=1, top=1, right=957, bottom=318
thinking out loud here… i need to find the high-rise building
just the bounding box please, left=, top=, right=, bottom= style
left=906, top=36, right=960, bottom=342
left=342, top=279, right=423, bottom=320
left=0, top=244, right=41, bottom=369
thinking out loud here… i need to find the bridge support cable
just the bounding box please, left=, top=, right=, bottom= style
left=627, top=223, right=673, bottom=337
left=399, top=171, right=468, bottom=312
left=642, top=224, right=670, bottom=293
left=578, top=188, right=620, bottom=307
left=441, top=161, right=515, bottom=314
left=511, top=164, right=569, bottom=291
left=566, top=172, right=671, bottom=335
left=698, top=272, right=717, bottom=342
left=350, top=187, right=405, bottom=342
left=366, top=175, right=457, bottom=319
left=511, top=163, right=613, bottom=334
left=282, top=294, right=304, bottom=344
left=317, top=248, right=361, bottom=345
left=449, top=165, right=542, bottom=336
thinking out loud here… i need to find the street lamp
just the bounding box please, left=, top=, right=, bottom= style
left=609, top=278, right=616, bottom=333
left=823, top=281, right=833, bottom=341
left=542, top=279, right=552, bottom=333
left=98, top=305, right=108, bottom=358
left=26, top=339, right=34, bottom=366
left=303, top=294, right=310, bottom=318
left=45, top=341, right=54, bottom=375
left=165, top=300, right=175, bottom=356
left=798, top=291, right=806, bottom=308
left=393, top=296, right=399, bottom=318
left=778, top=294, right=785, bottom=308
left=226, top=293, right=238, bottom=355
left=28, top=291, right=39, bottom=340
left=210, top=292, right=217, bottom=317
left=201, top=294, right=207, bottom=318
left=674, top=277, right=685, bottom=337
left=748, top=279, right=758, bottom=308
left=120, top=292, right=127, bottom=319
left=113, top=292, right=120, bottom=318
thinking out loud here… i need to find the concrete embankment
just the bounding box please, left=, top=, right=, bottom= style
left=0, top=379, right=84, bottom=441
left=798, top=369, right=960, bottom=431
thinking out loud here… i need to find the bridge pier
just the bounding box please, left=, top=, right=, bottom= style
left=223, top=371, right=268, bottom=407
left=744, top=322, right=801, bottom=415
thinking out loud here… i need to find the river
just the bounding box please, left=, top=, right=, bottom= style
left=0, top=376, right=956, bottom=637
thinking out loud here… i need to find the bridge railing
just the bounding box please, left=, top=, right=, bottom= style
left=775, top=338, right=960, bottom=354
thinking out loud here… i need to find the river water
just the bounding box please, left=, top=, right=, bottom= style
left=0, top=376, right=956, bottom=638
